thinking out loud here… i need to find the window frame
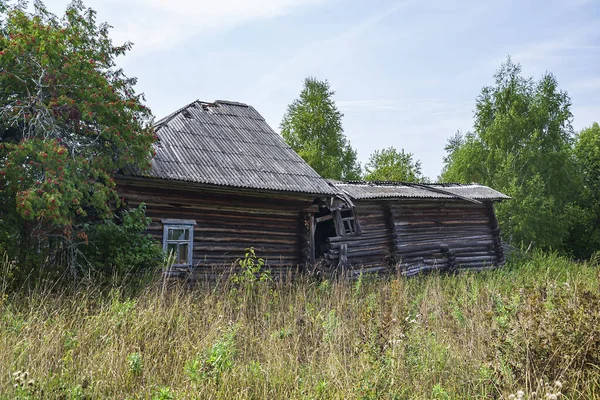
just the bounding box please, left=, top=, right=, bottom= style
left=161, top=219, right=196, bottom=267
left=335, top=208, right=361, bottom=236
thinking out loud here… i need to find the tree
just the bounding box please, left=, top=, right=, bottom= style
left=281, top=77, right=361, bottom=180
left=0, top=1, right=156, bottom=273
left=364, top=146, right=426, bottom=182
left=567, top=123, right=600, bottom=258
left=441, top=58, right=578, bottom=250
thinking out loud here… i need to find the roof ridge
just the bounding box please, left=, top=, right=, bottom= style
left=155, top=99, right=253, bottom=128
left=214, top=100, right=249, bottom=107
left=154, top=99, right=201, bottom=127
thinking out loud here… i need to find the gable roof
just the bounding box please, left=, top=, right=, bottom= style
left=144, top=100, right=336, bottom=195
left=333, top=181, right=509, bottom=201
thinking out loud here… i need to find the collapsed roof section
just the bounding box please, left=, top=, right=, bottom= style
left=331, top=181, right=510, bottom=202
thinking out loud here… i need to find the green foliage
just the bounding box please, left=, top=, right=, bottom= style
left=431, top=384, right=451, bottom=400
left=230, top=247, right=271, bottom=287
left=185, top=327, right=237, bottom=385
left=126, top=352, right=143, bottom=377
left=0, top=1, right=155, bottom=272
left=568, top=122, right=600, bottom=258
left=364, top=146, right=426, bottom=182
left=441, top=58, right=577, bottom=251
left=151, top=387, right=174, bottom=400
left=83, top=204, right=163, bottom=277
left=281, top=77, right=361, bottom=180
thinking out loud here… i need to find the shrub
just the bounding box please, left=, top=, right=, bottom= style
left=185, top=326, right=237, bottom=385
left=230, top=247, right=271, bottom=287
left=83, top=204, right=163, bottom=278
left=127, top=352, right=143, bottom=377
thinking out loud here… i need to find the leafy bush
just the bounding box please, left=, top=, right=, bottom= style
left=83, top=204, right=163, bottom=278
left=151, top=387, right=174, bottom=400
left=185, top=327, right=237, bottom=385
left=230, top=247, right=271, bottom=287
left=0, top=0, right=155, bottom=278
left=127, top=352, right=143, bottom=377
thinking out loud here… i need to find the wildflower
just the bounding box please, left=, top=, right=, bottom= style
left=517, top=390, right=525, bottom=399
left=554, top=381, right=562, bottom=389
left=508, top=394, right=516, bottom=400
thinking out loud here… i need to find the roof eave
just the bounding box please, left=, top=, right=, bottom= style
left=115, top=174, right=337, bottom=197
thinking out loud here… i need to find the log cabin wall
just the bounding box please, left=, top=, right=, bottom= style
left=117, top=178, right=313, bottom=279
left=391, top=199, right=503, bottom=275
left=321, top=201, right=396, bottom=273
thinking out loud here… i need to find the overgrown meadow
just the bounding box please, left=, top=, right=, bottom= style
left=1, top=252, right=599, bottom=399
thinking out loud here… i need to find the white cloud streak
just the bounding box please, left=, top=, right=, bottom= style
left=47, top=0, right=330, bottom=55
left=253, top=0, right=416, bottom=91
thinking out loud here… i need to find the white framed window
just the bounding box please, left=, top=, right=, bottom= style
left=162, top=219, right=196, bottom=266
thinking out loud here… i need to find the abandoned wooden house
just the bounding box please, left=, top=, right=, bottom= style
left=316, top=181, right=510, bottom=276
left=116, top=99, right=509, bottom=278
left=116, top=99, right=336, bottom=278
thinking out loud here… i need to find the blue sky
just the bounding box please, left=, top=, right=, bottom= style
left=45, top=0, right=600, bottom=179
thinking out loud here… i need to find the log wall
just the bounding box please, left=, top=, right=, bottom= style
left=392, top=200, right=503, bottom=275
left=117, top=177, right=505, bottom=279
left=321, top=201, right=396, bottom=274
left=116, top=178, right=313, bottom=279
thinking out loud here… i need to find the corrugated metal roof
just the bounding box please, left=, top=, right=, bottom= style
left=334, top=181, right=510, bottom=201
left=140, top=100, right=336, bottom=195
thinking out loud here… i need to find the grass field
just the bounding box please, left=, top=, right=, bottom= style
left=1, top=251, right=599, bottom=399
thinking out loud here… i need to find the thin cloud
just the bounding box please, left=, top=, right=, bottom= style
left=337, top=99, right=472, bottom=116
left=253, top=0, right=416, bottom=91
left=568, top=78, right=600, bottom=92
left=499, top=18, right=600, bottom=69
left=49, top=0, right=332, bottom=55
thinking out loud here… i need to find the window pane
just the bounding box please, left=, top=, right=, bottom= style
left=343, top=220, right=355, bottom=234
left=178, top=243, right=189, bottom=264
left=167, top=243, right=177, bottom=258
left=168, top=228, right=189, bottom=241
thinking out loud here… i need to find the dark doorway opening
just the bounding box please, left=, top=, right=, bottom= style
left=313, top=206, right=336, bottom=260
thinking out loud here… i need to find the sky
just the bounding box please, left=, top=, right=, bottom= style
left=43, top=0, right=600, bottom=179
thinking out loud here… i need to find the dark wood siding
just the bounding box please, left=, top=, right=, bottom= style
left=117, top=178, right=313, bottom=278
left=392, top=200, right=502, bottom=275
left=322, top=201, right=395, bottom=272
left=320, top=199, right=504, bottom=276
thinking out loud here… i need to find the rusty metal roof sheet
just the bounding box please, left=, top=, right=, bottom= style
left=333, top=181, right=510, bottom=201
left=140, top=100, right=336, bottom=195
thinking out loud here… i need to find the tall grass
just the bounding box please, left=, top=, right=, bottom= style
left=1, top=251, right=599, bottom=399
